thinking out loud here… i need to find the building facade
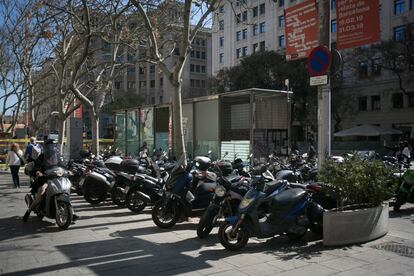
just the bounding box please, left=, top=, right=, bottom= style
left=212, top=0, right=414, bottom=146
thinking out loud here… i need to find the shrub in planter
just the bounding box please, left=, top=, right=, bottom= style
left=318, top=155, right=398, bottom=210
left=318, top=155, right=398, bottom=246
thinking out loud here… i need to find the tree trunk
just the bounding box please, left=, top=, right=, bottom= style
left=57, top=118, right=66, bottom=154
left=91, top=112, right=100, bottom=155
left=172, top=80, right=186, bottom=161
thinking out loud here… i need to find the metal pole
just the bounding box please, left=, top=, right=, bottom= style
left=317, top=0, right=331, bottom=168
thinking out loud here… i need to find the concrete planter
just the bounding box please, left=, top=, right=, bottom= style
left=323, top=202, right=389, bottom=246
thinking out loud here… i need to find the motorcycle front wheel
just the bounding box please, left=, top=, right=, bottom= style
left=218, top=222, right=249, bottom=251
left=152, top=200, right=179, bottom=228
left=111, top=187, right=126, bottom=207
left=125, top=190, right=147, bottom=213
left=197, top=206, right=218, bottom=239
left=55, top=201, right=73, bottom=230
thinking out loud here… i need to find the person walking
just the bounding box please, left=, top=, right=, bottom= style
left=6, top=143, right=24, bottom=189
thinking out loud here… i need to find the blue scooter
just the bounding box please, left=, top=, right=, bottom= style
left=218, top=182, right=324, bottom=250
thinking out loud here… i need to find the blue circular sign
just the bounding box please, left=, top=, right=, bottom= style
left=307, top=46, right=331, bottom=76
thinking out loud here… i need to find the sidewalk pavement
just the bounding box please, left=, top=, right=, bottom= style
left=0, top=176, right=413, bottom=276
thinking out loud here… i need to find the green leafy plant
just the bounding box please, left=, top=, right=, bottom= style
left=318, top=155, right=398, bottom=211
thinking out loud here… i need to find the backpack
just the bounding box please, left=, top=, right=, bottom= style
left=30, top=144, right=42, bottom=160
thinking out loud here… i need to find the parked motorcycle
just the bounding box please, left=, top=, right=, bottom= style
left=394, top=169, right=414, bottom=211
left=218, top=182, right=324, bottom=250
left=151, top=156, right=216, bottom=229
left=24, top=167, right=74, bottom=229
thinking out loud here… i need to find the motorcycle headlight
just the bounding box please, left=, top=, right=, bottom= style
left=239, top=197, right=254, bottom=209
left=215, top=185, right=226, bottom=197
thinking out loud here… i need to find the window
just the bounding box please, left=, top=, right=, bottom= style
left=139, top=81, right=146, bottom=88
left=392, top=93, right=404, bottom=108
left=139, top=67, right=145, bottom=74
left=252, top=43, right=258, bottom=53
left=259, top=22, right=266, bottom=33
left=236, top=13, right=241, bottom=23
left=127, top=81, right=135, bottom=89
left=127, top=67, right=136, bottom=74
left=394, top=0, right=405, bottom=15
left=150, top=80, right=155, bottom=88
left=371, top=95, right=381, bottom=110
left=358, top=96, right=367, bottom=111
left=242, top=11, right=247, bottom=22
left=190, top=64, right=195, bottom=72
left=201, top=80, right=206, bottom=88
left=219, top=36, right=224, bottom=47
left=196, top=79, right=201, bottom=88
left=371, top=59, right=382, bottom=76
left=279, top=0, right=284, bottom=7
left=150, top=65, right=155, bottom=73
left=219, top=53, right=224, bottom=63
left=260, top=41, right=266, bottom=51
left=160, top=77, right=163, bottom=86
left=331, top=19, right=337, bottom=33
left=196, top=64, right=200, bottom=73
left=408, top=93, right=414, bottom=107
left=196, top=51, right=201, bottom=58
left=259, top=3, right=265, bottom=15
left=242, top=29, right=248, bottom=39
left=219, top=5, right=224, bottom=13
left=394, top=25, right=406, bottom=42
left=358, top=62, right=368, bottom=78
left=201, top=65, right=206, bottom=73
left=236, top=48, right=241, bottom=58
left=201, top=39, right=206, bottom=46
left=201, top=51, right=206, bottom=59
left=219, top=20, right=224, bottom=30
left=190, top=51, right=195, bottom=57
left=242, top=46, right=248, bottom=57
left=279, top=15, right=285, bottom=28
left=236, top=31, right=241, bottom=41
left=279, top=35, right=285, bottom=48
left=253, top=6, right=258, bottom=17
left=253, top=24, right=258, bottom=36
left=190, top=79, right=195, bottom=87
left=331, top=0, right=336, bottom=10
left=114, top=81, right=121, bottom=89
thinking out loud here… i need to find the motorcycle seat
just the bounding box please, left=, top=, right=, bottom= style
left=263, top=180, right=287, bottom=196
left=272, top=188, right=306, bottom=207
left=145, top=175, right=163, bottom=184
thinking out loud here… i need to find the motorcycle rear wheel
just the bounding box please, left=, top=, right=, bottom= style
left=218, top=222, right=249, bottom=251
left=83, top=184, right=107, bottom=205
left=152, top=200, right=179, bottom=228
left=125, top=190, right=147, bottom=213
left=55, top=201, right=73, bottom=230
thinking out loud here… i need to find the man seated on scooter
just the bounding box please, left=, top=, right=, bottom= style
left=23, top=139, right=78, bottom=222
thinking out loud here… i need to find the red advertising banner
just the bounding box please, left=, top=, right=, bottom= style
left=285, top=0, right=319, bottom=61
left=73, top=100, right=83, bottom=118
left=336, top=0, right=380, bottom=50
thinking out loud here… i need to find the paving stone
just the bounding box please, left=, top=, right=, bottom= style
left=320, top=256, right=369, bottom=271
left=222, top=254, right=265, bottom=268
left=361, top=259, right=414, bottom=275
left=332, top=267, right=385, bottom=276
left=209, top=269, right=248, bottom=276
left=274, top=263, right=339, bottom=276
left=266, top=258, right=309, bottom=271
left=237, top=262, right=282, bottom=276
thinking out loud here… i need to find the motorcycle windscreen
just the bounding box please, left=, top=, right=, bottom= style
left=43, top=143, right=60, bottom=170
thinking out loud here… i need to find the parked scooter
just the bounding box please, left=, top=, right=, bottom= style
left=24, top=167, right=74, bottom=229
left=152, top=156, right=216, bottom=228
left=394, top=169, right=414, bottom=211
left=218, top=182, right=324, bottom=250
